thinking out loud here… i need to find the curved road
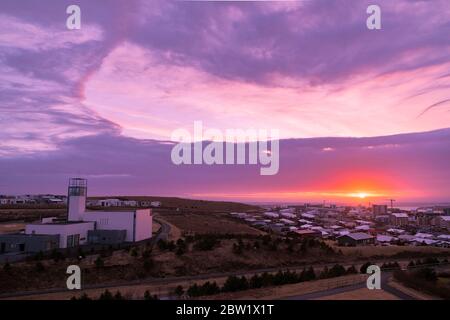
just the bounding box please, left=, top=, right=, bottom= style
left=152, top=218, right=171, bottom=244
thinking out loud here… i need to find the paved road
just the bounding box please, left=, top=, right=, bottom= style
left=0, top=258, right=423, bottom=299
left=151, top=218, right=171, bottom=244
left=283, top=272, right=416, bottom=300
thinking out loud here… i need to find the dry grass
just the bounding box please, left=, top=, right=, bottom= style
left=327, top=241, right=450, bottom=258
left=198, top=274, right=367, bottom=300
left=314, top=287, right=399, bottom=300
left=160, top=213, right=264, bottom=235
left=388, top=280, right=437, bottom=300
left=0, top=208, right=66, bottom=222
left=0, top=222, right=26, bottom=234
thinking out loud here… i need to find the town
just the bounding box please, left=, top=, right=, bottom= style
left=230, top=203, right=450, bottom=248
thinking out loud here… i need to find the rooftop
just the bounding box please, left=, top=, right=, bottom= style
left=339, top=232, right=374, bottom=240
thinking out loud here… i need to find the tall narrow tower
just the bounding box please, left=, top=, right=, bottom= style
left=68, top=178, right=87, bottom=221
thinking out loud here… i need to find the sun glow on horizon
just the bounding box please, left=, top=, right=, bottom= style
left=190, top=190, right=392, bottom=201
left=348, top=192, right=370, bottom=199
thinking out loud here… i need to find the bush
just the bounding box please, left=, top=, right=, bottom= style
left=222, top=276, right=248, bottom=293
left=130, top=247, right=138, bottom=257
left=114, top=291, right=125, bottom=300
left=414, top=268, right=437, bottom=282
left=3, top=262, right=11, bottom=273
left=346, top=265, right=358, bottom=274
left=394, top=269, right=450, bottom=300
left=95, top=256, right=104, bottom=268
left=193, top=237, right=219, bottom=251
left=141, top=249, right=151, bottom=259
left=305, top=266, right=316, bottom=281
left=35, top=262, right=45, bottom=273
left=381, top=262, right=400, bottom=270
left=327, top=264, right=346, bottom=278
left=143, top=257, right=154, bottom=271
left=144, top=290, right=159, bottom=300
left=34, top=251, right=44, bottom=261
left=174, top=285, right=184, bottom=297
left=98, top=290, right=114, bottom=300
left=232, top=242, right=243, bottom=255
left=50, top=249, right=65, bottom=262
left=71, top=293, right=91, bottom=300
left=360, top=262, right=372, bottom=274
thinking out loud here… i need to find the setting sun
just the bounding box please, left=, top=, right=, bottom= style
left=345, top=191, right=376, bottom=199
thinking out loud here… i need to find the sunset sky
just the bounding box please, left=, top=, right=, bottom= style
left=0, top=0, right=449, bottom=203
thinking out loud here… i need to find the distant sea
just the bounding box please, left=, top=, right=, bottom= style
left=246, top=201, right=450, bottom=211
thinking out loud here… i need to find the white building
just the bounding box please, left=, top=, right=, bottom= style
left=24, top=178, right=153, bottom=249
left=280, top=218, right=296, bottom=225
left=98, top=198, right=123, bottom=207
left=150, top=201, right=162, bottom=207
left=280, top=212, right=296, bottom=219
left=264, top=212, right=279, bottom=219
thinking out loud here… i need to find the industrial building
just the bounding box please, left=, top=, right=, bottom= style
left=0, top=178, right=153, bottom=254
left=337, top=233, right=375, bottom=246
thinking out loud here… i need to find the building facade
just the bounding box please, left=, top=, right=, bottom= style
left=0, top=178, right=153, bottom=255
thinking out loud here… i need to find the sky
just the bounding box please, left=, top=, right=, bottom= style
left=0, top=0, right=449, bottom=203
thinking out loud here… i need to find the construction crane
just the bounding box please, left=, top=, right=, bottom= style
left=386, top=199, right=396, bottom=208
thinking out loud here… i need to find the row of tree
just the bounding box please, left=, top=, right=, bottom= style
left=182, top=264, right=359, bottom=298
left=71, top=289, right=159, bottom=300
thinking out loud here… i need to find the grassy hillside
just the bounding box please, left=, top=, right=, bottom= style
left=89, top=196, right=261, bottom=213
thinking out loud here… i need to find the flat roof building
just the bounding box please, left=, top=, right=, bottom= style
left=0, top=178, right=153, bottom=254
left=337, top=232, right=375, bottom=246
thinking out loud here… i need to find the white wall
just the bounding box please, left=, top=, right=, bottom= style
left=68, top=196, right=86, bottom=221
left=82, top=211, right=135, bottom=241
left=135, top=209, right=153, bottom=242
left=25, top=222, right=94, bottom=248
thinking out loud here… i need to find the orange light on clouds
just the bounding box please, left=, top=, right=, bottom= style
left=190, top=171, right=411, bottom=203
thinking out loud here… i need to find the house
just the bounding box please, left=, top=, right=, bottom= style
left=264, top=212, right=279, bottom=219
left=280, top=212, right=296, bottom=219
left=436, top=216, right=450, bottom=231
left=376, top=235, right=396, bottom=244
left=355, top=224, right=370, bottom=231
left=280, top=218, right=296, bottom=225
left=337, top=232, right=375, bottom=246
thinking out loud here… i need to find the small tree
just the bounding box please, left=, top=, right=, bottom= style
left=72, top=293, right=91, bottom=301
left=98, top=290, right=113, bottom=300
left=130, top=247, right=138, bottom=257
left=346, top=265, right=358, bottom=274
left=95, top=256, right=104, bottom=268
left=35, top=262, right=45, bottom=273
left=143, top=257, right=154, bottom=271
left=360, top=262, right=372, bottom=274
left=306, top=266, right=316, bottom=280
left=144, top=290, right=152, bottom=300
left=142, top=249, right=151, bottom=259
left=3, top=262, right=12, bottom=273
left=114, top=291, right=125, bottom=300
left=174, top=285, right=184, bottom=297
